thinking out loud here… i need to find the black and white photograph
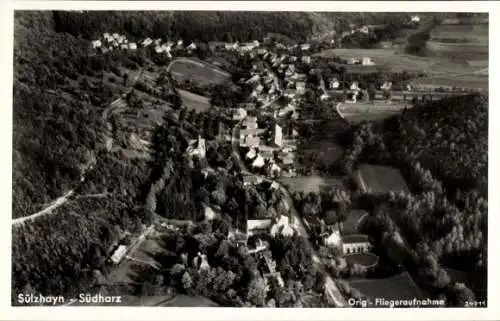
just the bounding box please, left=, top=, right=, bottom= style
left=4, top=1, right=498, bottom=319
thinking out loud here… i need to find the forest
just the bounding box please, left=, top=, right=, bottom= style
left=339, top=93, right=488, bottom=304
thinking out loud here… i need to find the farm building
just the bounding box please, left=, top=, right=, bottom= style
left=362, top=57, right=375, bottom=65
left=110, top=245, right=128, bottom=264
left=247, top=219, right=274, bottom=236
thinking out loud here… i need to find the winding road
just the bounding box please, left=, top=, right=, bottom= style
left=12, top=68, right=144, bottom=227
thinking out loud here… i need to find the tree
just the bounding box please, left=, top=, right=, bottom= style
left=368, top=84, right=377, bottom=102
left=246, top=277, right=267, bottom=307
left=182, top=271, right=194, bottom=291
left=324, top=210, right=338, bottom=225
left=383, top=90, right=392, bottom=101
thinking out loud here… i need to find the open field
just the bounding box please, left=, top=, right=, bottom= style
left=354, top=164, right=410, bottom=194
left=345, top=253, right=379, bottom=268
left=411, top=75, right=488, bottom=90
left=341, top=209, right=369, bottom=235
left=430, top=23, right=488, bottom=46
left=279, top=175, right=347, bottom=194
left=315, top=48, right=488, bottom=90
left=169, top=57, right=231, bottom=86
left=177, top=89, right=211, bottom=112
left=349, top=272, right=424, bottom=300
left=337, top=102, right=405, bottom=125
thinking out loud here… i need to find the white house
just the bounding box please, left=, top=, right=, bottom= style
left=246, top=148, right=257, bottom=160
left=186, top=136, right=206, bottom=159
left=296, top=82, right=306, bottom=95
left=110, top=245, right=127, bottom=264
left=128, top=42, right=137, bottom=50
left=324, top=230, right=342, bottom=248
left=155, top=45, right=163, bottom=53
left=177, top=39, right=184, bottom=47
left=301, top=56, right=311, bottom=64
left=381, top=81, right=393, bottom=90
left=204, top=205, right=218, bottom=221
left=242, top=116, right=258, bottom=130
left=187, top=42, right=197, bottom=51
left=270, top=215, right=294, bottom=237
left=411, top=15, right=421, bottom=23
left=233, top=108, right=248, bottom=121
left=330, top=78, right=340, bottom=89
left=142, top=38, right=153, bottom=47
left=347, top=57, right=359, bottom=65
left=359, top=25, right=370, bottom=34
left=361, top=57, right=375, bottom=66
left=273, top=124, right=283, bottom=147
left=92, top=40, right=102, bottom=49
left=341, top=235, right=372, bottom=255
left=252, top=154, right=265, bottom=168
left=120, top=43, right=129, bottom=50
left=300, top=43, right=311, bottom=51
left=350, top=81, right=360, bottom=91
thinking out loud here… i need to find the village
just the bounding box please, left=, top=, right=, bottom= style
left=61, top=12, right=486, bottom=307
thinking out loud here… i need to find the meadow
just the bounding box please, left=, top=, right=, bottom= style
left=354, top=164, right=410, bottom=194
left=169, top=57, right=231, bottom=86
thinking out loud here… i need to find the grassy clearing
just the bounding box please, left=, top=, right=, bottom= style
left=355, top=164, right=410, bottom=194
left=169, top=58, right=231, bottom=86
left=315, top=48, right=488, bottom=88
left=279, top=175, right=347, bottom=194
left=338, top=102, right=404, bottom=125
left=349, top=272, right=424, bottom=300
left=178, top=89, right=211, bottom=112
left=341, top=209, right=369, bottom=235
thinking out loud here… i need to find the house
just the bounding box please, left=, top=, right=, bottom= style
left=266, top=162, right=282, bottom=177
left=320, top=90, right=330, bottom=101
left=270, top=181, right=280, bottom=190
left=246, top=148, right=257, bottom=160
left=92, top=40, right=102, bottom=49
left=240, top=128, right=266, bottom=140
left=289, top=56, right=298, bottom=62
left=103, top=33, right=113, bottom=42
left=301, top=56, right=311, bottom=64
left=251, top=154, right=265, bottom=168
left=128, top=42, right=137, bottom=50
left=203, top=204, right=218, bottom=221
left=381, top=81, right=393, bottom=90
left=186, top=136, right=206, bottom=159
left=243, top=175, right=263, bottom=186
left=177, top=39, right=184, bottom=48
left=296, top=82, right=306, bottom=95
left=154, top=45, right=163, bottom=53
left=324, top=229, right=342, bottom=248
left=347, top=57, right=359, bottom=65
left=284, top=89, right=297, bottom=99
left=330, top=78, right=340, bottom=89
left=270, top=215, right=294, bottom=237
left=142, top=38, right=153, bottom=47
left=259, top=145, right=277, bottom=160
left=273, top=124, right=283, bottom=147
left=257, top=48, right=268, bottom=55
left=247, top=219, right=273, bottom=236
left=110, top=245, right=127, bottom=264
left=278, top=151, right=295, bottom=165
left=242, top=135, right=261, bottom=148
left=233, top=108, right=248, bottom=121
left=193, top=253, right=211, bottom=271
left=246, top=74, right=261, bottom=85
left=342, top=235, right=372, bottom=255
left=242, top=116, right=258, bottom=129
left=350, top=81, right=360, bottom=91
left=300, top=43, right=311, bottom=51
left=187, top=42, right=197, bottom=51
left=411, top=15, right=421, bottom=23
left=361, top=57, right=375, bottom=66
left=120, top=43, right=129, bottom=50
left=255, top=84, right=264, bottom=94
left=248, top=238, right=270, bottom=254
left=359, top=25, right=370, bottom=34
